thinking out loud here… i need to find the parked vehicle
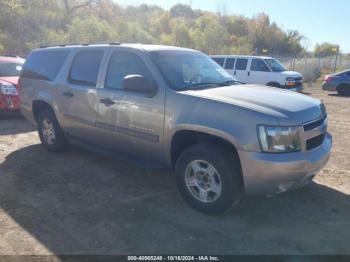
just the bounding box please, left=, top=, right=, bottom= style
left=20, top=44, right=331, bottom=214
left=0, top=56, right=25, bottom=113
left=322, top=69, right=350, bottom=96
left=211, top=55, right=304, bottom=92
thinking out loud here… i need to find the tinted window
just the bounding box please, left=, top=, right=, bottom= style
left=105, top=51, right=153, bottom=90
left=235, top=58, right=248, bottom=70
left=21, top=50, right=69, bottom=81
left=212, top=58, right=225, bottom=67
left=224, top=58, right=235, bottom=70
left=251, top=59, right=270, bottom=72
left=69, top=50, right=103, bottom=86
left=0, top=62, right=23, bottom=77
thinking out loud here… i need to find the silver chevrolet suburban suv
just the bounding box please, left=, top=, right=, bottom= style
left=19, top=43, right=332, bottom=214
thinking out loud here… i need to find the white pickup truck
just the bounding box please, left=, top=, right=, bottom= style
left=211, top=55, right=303, bottom=92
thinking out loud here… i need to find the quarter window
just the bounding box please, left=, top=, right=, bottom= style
left=21, top=50, right=69, bottom=81
left=105, top=51, right=153, bottom=90
left=235, top=58, right=248, bottom=70
left=69, top=50, right=103, bottom=86
left=224, top=58, right=235, bottom=70
left=250, top=59, right=270, bottom=72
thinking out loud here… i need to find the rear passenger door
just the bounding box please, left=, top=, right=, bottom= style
left=61, top=49, right=105, bottom=141
left=96, top=49, right=165, bottom=164
left=233, top=58, right=249, bottom=83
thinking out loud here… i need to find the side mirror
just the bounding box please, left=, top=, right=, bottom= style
left=121, top=75, right=157, bottom=96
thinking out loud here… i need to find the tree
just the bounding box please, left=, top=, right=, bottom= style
left=314, top=43, right=339, bottom=57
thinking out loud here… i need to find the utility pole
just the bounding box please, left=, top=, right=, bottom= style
left=334, top=46, right=340, bottom=72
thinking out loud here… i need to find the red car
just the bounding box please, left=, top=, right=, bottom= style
left=0, top=56, right=25, bottom=113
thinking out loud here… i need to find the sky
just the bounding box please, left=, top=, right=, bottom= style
left=114, top=0, right=350, bottom=53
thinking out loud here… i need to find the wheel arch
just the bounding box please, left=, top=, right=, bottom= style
left=169, top=128, right=242, bottom=170
left=266, top=82, right=281, bottom=88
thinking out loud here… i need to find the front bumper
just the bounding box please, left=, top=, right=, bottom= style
left=0, top=94, right=20, bottom=111
left=322, top=82, right=337, bottom=91
left=283, top=85, right=304, bottom=92
left=238, top=132, right=332, bottom=196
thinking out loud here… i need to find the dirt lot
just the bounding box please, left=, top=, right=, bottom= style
left=0, top=86, right=349, bottom=255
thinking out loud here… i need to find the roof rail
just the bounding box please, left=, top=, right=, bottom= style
left=40, top=42, right=121, bottom=48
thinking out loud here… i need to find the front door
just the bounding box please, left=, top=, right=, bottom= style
left=247, top=58, right=270, bottom=85
left=96, top=49, right=165, bottom=164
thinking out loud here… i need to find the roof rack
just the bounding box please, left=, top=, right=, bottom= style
left=39, top=42, right=121, bottom=48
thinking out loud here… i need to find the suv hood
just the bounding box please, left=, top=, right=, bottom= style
left=181, top=84, right=324, bottom=125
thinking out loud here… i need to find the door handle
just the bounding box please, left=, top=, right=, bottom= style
left=247, top=71, right=250, bottom=76
left=62, top=91, right=74, bottom=97
left=100, top=98, right=115, bottom=107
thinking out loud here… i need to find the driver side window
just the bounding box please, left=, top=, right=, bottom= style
left=105, top=51, right=153, bottom=90
left=250, top=59, right=270, bottom=72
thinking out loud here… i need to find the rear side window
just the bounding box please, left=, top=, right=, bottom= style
left=21, top=50, right=69, bottom=81
left=212, top=58, right=225, bottom=67
left=235, top=58, right=248, bottom=70
left=250, top=59, right=270, bottom=72
left=69, top=50, right=104, bottom=86
left=224, top=58, right=235, bottom=70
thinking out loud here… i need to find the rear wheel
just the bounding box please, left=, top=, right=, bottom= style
left=337, top=84, right=350, bottom=96
left=37, top=108, right=67, bottom=152
left=175, top=143, right=243, bottom=215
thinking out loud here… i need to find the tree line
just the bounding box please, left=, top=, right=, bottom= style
left=0, top=0, right=341, bottom=57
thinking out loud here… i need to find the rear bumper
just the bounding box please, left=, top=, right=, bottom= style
left=0, top=94, right=20, bottom=111
left=238, top=132, right=332, bottom=196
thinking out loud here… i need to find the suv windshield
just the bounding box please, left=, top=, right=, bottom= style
left=0, top=62, right=23, bottom=77
left=264, top=58, right=285, bottom=72
left=150, top=51, right=238, bottom=91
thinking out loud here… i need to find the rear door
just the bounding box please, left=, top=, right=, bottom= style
left=61, top=49, right=105, bottom=141
left=96, top=48, right=165, bottom=164
left=233, top=58, right=249, bottom=83
left=248, top=58, right=270, bottom=85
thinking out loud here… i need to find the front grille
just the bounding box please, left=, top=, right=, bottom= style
left=306, top=133, right=326, bottom=151
left=303, top=115, right=327, bottom=151
left=303, top=115, right=326, bottom=131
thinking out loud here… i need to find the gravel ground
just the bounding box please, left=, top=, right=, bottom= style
left=0, top=86, right=349, bottom=255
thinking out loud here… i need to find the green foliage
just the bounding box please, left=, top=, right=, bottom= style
left=314, top=42, right=339, bottom=57
left=0, top=0, right=306, bottom=56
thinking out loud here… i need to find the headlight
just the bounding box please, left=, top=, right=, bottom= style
left=258, top=125, right=302, bottom=153
left=0, top=84, right=18, bottom=95
left=285, top=77, right=296, bottom=86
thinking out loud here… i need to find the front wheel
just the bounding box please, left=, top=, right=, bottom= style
left=37, top=108, right=67, bottom=152
left=175, top=143, right=243, bottom=215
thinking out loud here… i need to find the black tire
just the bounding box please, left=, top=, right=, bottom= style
left=267, top=82, right=281, bottom=88
left=337, top=84, right=350, bottom=96
left=37, top=108, right=67, bottom=152
left=175, top=143, right=243, bottom=215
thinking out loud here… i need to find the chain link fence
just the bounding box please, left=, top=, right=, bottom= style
left=276, top=55, right=350, bottom=83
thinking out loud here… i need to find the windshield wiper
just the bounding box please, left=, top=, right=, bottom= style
left=217, top=80, right=244, bottom=85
